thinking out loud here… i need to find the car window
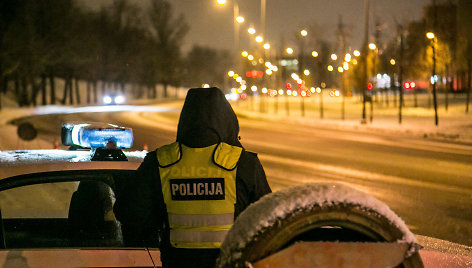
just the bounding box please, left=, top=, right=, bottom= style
left=0, top=180, right=123, bottom=248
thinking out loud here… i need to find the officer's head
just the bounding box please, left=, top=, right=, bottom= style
left=177, top=87, right=241, bottom=148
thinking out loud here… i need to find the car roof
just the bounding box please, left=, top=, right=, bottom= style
left=0, top=149, right=145, bottom=179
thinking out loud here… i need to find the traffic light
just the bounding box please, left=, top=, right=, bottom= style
left=367, top=83, right=373, bottom=90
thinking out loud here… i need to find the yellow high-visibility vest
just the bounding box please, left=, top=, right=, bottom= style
left=157, top=142, right=242, bottom=248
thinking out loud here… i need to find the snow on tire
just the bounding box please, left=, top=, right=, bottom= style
left=216, top=183, right=422, bottom=268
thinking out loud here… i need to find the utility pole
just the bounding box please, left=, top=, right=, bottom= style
left=432, top=0, right=439, bottom=126
left=398, top=24, right=404, bottom=124
left=361, top=0, right=370, bottom=123
left=337, top=15, right=347, bottom=120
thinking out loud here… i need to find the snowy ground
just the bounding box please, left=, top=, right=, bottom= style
left=231, top=92, right=472, bottom=145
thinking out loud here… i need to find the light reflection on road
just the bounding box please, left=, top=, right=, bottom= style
left=32, top=105, right=179, bottom=115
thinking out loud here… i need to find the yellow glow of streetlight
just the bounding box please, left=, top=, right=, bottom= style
left=345, top=53, right=351, bottom=62
left=216, top=0, right=226, bottom=5
left=241, top=85, right=247, bottom=90
left=236, top=76, right=242, bottom=83
left=255, top=35, right=264, bottom=43
left=286, top=47, right=293, bottom=54
left=228, top=70, right=234, bottom=77
left=241, top=51, right=248, bottom=57
left=327, top=65, right=333, bottom=72
left=291, top=73, right=299, bottom=80
left=353, top=50, right=360, bottom=57
left=304, top=69, right=310, bottom=76
left=369, top=43, right=377, bottom=50
left=272, top=66, right=278, bottom=71
left=300, top=29, right=308, bottom=37
left=265, top=62, right=272, bottom=67
left=236, top=16, right=245, bottom=24
left=278, top=89, right=284, bottom=95
left=247, top=55, right=254, bottom=61
left=343, top=62, right=349, bottom=70
left=352, top=59, right=358, bottom=65
left=312, top=51, right=318, bottom=57
left=426, top=32, right=435, bottom=39
left=331, top=54, right=338, bottom=61
left=263, top=43, right=270, bottom=50
left=338, top=67, right=344, bottom=73
left=262, top=88, right=268, bottom=94
left=248, top=27, right=256, bottom=35
left=390, top=59, right=396, bottom=65
left=232, top=74, right=239, bottom=79
left=251, top=85, right=257, bottom=92
left=266, top=69, right=273, bottom=75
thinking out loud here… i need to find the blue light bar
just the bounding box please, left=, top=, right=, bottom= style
left=63, top=123, right=133, bottom=149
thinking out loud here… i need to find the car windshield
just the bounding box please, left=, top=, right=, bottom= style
left=0, top=0, right=471, bottom=253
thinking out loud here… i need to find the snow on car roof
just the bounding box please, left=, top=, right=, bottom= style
left=0, top=149, right=146, bottom=179
left=0, top=149, right=146, bottom=165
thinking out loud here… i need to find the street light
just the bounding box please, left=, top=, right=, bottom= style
left=235, top=16, right=245, bottom=23
left=300, top=29, right=308, bottom=37
left=312, top=51, right=318, bottom=57
left=426, top=31, right=438, bottom=125
left=345, top=53, right=352, bottom=62
left=390, top=59, right=396, bottom=65
left=343, top=62, right=349, bottom=70
left=286, top=47, right=294, bottom=55
left=327, top=65, right=334, bottom=72
left=368, top=43, right=377, bottom=50
left=331, top=54, right=338, bottom=61
left=216, top=0, right=226, bottom=4
left=304, top=69, right=310, bottom=76
left=228, top=70, right=235, bottom=77
left=248, top=27, right=256, bottom=35
left=353, top=50, right=361, bottom=57
left=338, top=67, right=344, bottom=73
left=426, top=32, right=435, bottom=40
left=255, top=35, right=264, bottom=43
left=241, top=51, right=248, bottom=57
left=263, top=43, right=270, bottom=50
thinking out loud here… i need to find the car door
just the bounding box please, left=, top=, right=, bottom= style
left=0, top=170, right=161, bottom=268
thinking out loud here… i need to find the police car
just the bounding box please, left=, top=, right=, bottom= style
left=0, top=123, right=161, bottom=267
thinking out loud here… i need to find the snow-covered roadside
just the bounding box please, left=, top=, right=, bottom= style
left=231, top=97, right=472, bottom=145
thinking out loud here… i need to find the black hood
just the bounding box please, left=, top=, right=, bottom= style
left=176, top=87, right=242, bottom=148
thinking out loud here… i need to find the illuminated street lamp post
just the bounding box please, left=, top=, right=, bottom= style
left=427, top=32, right=439, bottom=126
left=217, top=0, right=244, bottom=77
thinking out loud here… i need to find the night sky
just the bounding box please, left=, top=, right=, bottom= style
left=82, top=0, right=432, bottom=53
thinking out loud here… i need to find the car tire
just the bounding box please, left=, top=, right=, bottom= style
left=216, top=183, right=423, bottom=268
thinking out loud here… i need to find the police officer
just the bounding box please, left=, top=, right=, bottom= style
left=114, top=87, right=271, bottom=267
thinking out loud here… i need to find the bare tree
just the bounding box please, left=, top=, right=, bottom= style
left=148, top=0, right=188, bottom=97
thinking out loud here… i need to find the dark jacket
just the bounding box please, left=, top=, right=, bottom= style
left=114, top=87, right=271, bottom=268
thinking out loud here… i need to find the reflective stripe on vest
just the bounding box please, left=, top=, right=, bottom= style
left=157, top=142, right=241, bottom=249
